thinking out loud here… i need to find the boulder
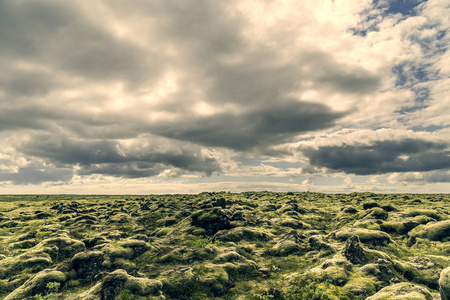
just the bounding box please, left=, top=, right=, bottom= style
left=332, top=228, right=393, bottom=246
left=365, top=207, right=388, bottom=221
left=440, top=267, right=450, bottom=300
left=101, top=269, right=129, bottom=300
left=71, top=251, right=104, bottom=281
left=39, top=233, right=86, bottom=261
left=191, top=207, right=232, bottom=235
left=344, top=236, right=367, bottom=265
left=365, top=282, right=433, bottom=300
left=124, top=277, right=163, bottom=296
left=4, top=269, right=66, bottom=300
left=359, top=259, right=394, bottom=283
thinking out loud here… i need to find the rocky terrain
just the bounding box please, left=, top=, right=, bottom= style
left=0, top=192, right=449, bottom=299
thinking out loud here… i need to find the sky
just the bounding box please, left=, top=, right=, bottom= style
left=0, top=0, right=449, bottom=194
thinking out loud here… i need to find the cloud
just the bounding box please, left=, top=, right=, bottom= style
left=0, top=165, right=73, bottom=185
left=388, top=170, right=450, bottom=184
left=302, top=138, right=450, bottom=175
left=153, top=99, right=347, bottom=151
left=0, top=0, right=449, bottom=192
left=12, top=134, right=221, bottom=182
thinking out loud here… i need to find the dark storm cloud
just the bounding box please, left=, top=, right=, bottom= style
left=153, top=99, right=348, bottom=151
left=0, top=0, right=163, bottom=93
left=0, top=165, right=73, bottom=185
left=302, top=138, right=450, bottom=175
left=17, top=135, right=221, bottom=180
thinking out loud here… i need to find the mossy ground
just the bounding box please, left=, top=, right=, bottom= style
left=0, top=192, right=448, bottom=299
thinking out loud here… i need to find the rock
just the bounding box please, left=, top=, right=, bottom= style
left=108, top=212, right=133, bottom=223
left=409, top=255, right=450, bottom=290
left=4, top=269, right=66, bottom=300
left=359, top=259, right=394, bottom=283
left=17, top=231, right=37, bottom=241
left=363, top=202, right=380, bottom=210
left=39, top=233, right=86, bottom=261
left=440, top=267, right=450, bottom=300
left=311, top=257, right=353, bottom=286
left=35, top=212, right=52, bottom=219
left=117, top=239, right=150, bottom=259
left=342, top=206, right=358, bottom=214
left=213, top=251, right=244, bottom=263
left=71, top=251, right=104, bottom=281
left=158, top=266, right=197, bottom=297
left=11, top=239, right=37, bottom=249
left=199, top=264, right=230, bottom=296
left=308, top=235, right=334, bottom=251
left=191, top=207, right=232, bottom=235
left=266, top=240, right=303, bottom=256
left=406, top=235, right=416, bottom=247
left=403, top=209, right=441, bottom=221
left=213, top=227, right=272, bottom=242
left=332, top=228, right=393, bottom=246
left=424, top=220, right=450, bottom=241
left=380, top=205, right=397, bottom=212
left=365, top=207, right=388, bottom=221
left=83, top=236, right=109, bottom=248
left=274, top=218, right=311, bottom=230
left=366, top=282, right=433, bottom=300
left=344, top=236, right=367, bottom=265
left=101, top=269, right=129, bottom=300
left=343, top=277, right=377, bottom=299
left=125, top=277, right=163, bottom=296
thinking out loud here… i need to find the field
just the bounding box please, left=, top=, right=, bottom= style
left=0, top=192, right=449, bottom=299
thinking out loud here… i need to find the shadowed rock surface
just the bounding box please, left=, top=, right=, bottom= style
left=0, top=192, right=448, bottom=299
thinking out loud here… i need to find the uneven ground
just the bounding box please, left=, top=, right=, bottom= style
left=0, top=192, right=449, bottom=300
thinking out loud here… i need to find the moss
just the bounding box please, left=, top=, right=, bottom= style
left=198, top=264, right=230, bottom=296
left=213, top=227, right=273, bottom=242
left=3, top=269, right=66, bottom=300
left=366, top=208, right=388, bottom=221
left=1, top=192, right=449, bottom=299
left=365, top=282, right=433, bottom=300
left=425, top=220, right=450, bottom=241
left=403, top=209, right=441, bottom=221
left=310, top=258, right=352, bottom=286
left=124, top=277, right=163, bottom=296
left=440, top=267, right=450, bottom=300
left=343, top=276, right=378, bottom=299
left=333, top=228, right=393, bottom=246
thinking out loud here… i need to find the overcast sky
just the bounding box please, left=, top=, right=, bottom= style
left=0, top=0, right=449, bottom=194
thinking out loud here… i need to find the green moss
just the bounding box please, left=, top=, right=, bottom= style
left=334, top=228, right=393, bottom=246
left=365, top=282, right=433, bottom=300
left=343, top=276, right=378, bottom=299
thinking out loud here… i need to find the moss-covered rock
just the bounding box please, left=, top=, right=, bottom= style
left=124, top=276, right=163, bottom=296
left=332, top=228, right=393, bottom=246
left=39, top=233, right=86, bottom=261
left=4, top=269, right=66, bottom=300
left=365, top=207, right=388, bottom=221
left=343, top=277, right=378, bottom=299
left=213, top=227, right=272, bottom=242
left=191, top=207, right=232, bottom=235
left=365, top=282, right=433, bottom=300
left=310, top=257, right=353, bottom=286
left=409, top=220, right=450, bottom=241
left=440, top=267, right=450, bottom=300
left=344, top=235, right=367, bottom=265
left=157, top=266, right=200, bottom=298
left=70, top=251, right=104, bottom=281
